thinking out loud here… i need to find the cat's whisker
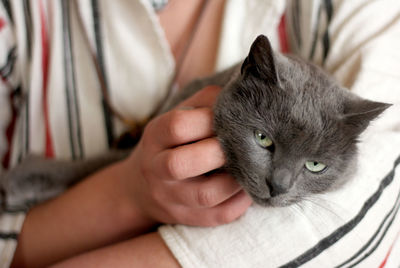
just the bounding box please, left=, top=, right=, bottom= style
left=290, top=202, right=326, bottom=238
left=299, top=196, right=346, bottom=225
left=293, top=200, right=366, bottom=249
left=299, top=195, right=368, bottom=247
left=288, top=203, right=302, bottom=216
left=314, top=196, right=355, bottom=217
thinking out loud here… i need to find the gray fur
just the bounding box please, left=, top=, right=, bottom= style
left=213, top=35, right=390, bottom=206
left=0, top=35, right=390, bottom=210
left=0, top=151, right=128, bottom=210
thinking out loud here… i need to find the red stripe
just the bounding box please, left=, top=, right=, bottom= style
left=278, top=13, right=289, bottom=53
left=379, top=230, right=400, bottom=268
left=0, top=17, right=6, bottom=31
left=379, top=245, right=393, bottom=268
left=39, top=0, right=54, bottom=158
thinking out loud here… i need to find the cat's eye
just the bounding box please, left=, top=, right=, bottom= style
left=254, top=130, right=273, bottom=148
left=305, top=161, right=327, bottom=173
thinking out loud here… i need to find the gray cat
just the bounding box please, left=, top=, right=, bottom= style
left=0, top=35, right=390, bottom=210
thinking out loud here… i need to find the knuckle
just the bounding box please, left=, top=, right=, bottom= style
left=141, top=120, right=156, bottom=148
left=140, top=161, right=152, bottom=180
left=196, top=188, right=218, bottom=207
left=164, top=204, right=187, bottom=224
left=167, top=110, right=188, bottom=142
left=164, top=150, right=184, bottom=180
left=217, top=209, right=238, bottom=225
left=149, top=184, right=166, bottom=204
left=149, top=186, right=160, bottom=201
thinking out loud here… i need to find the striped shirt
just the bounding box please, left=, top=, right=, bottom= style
left=1, top=0, right=400, bottom=267
left=0, top=0, right=283, bottom=265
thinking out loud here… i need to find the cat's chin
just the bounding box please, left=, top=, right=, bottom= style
left=251, top=193, right=296, bottom=207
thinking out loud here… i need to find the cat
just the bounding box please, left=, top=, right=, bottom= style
left=212, top=35, right=391, bottom=206
left=0, top=35, right=390, bottom=210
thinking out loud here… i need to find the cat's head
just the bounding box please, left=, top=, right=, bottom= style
left=214, top=35, right=391, bottom=207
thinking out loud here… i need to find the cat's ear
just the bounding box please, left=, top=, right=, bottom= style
left=241, top=35, right=278, bottom=84
left=343, top=97, right=391, bottom=135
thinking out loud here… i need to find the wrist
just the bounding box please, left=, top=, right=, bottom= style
left=11, top=157, right=160, bottom=267
left=114, top=155, right=159, bottom=235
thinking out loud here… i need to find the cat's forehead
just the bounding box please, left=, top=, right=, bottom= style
left=276, top=54, right=339, bottom=96
left=220, top=53, right=352, bottom=156
left=273, top=99, right=344, bottom=152
left=273, top=116, right=339, bottom=155
left=274, top=55, right=345, bottom=121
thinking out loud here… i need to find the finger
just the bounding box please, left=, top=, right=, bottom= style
left=145, top=107, right=214, bottom=149
left=153, top=138, right=225, bottom=181
left=179, top=190, right=252, bottom=226
left=206, top=190, right=252, bottom=226
left=144, top=85, right=220, bottom=150
left=171, top=173, right=242, bottom=208
left=176, top=85, right=221, bottom=109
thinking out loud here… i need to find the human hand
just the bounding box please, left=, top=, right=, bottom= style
left=121, top=85, right=252, bottom=227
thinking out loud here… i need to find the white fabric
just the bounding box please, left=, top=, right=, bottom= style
left=2, top=0, right=177, bottom=164
left=215, top=0, right=284, bottom=71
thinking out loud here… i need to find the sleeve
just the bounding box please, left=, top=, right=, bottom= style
left=0, top=2, right=27, bottom=267
left=158, top=1, right=400, bottom=267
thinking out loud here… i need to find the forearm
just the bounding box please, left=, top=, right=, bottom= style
left=10, top=85, right=252, bottom=267
left=11, top=158, right=157, bottom=267
left=51, top=232, right=180, bottom=268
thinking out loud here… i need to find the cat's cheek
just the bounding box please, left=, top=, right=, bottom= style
left=233, top=168, right=271, bottom=201
left=298, top=171, right=339, bottom=195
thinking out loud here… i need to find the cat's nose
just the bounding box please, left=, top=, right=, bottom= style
left=267, top=181, right=287, bottom=197
left=268, top=169, right=293, bottom=197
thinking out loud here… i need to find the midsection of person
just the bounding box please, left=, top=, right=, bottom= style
left=158, top=0, right=226, bottom=88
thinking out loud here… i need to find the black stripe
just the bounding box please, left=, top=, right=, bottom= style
left=62, top=0, right=84, bottom=159
left=291, top=0, right=302, bottom=50
left=341, top=185, right=400, bottom=267
left=61, top=0, right=76, bottom=159
left=92, top=0, right=114, bottom=148
left=66, top=2, right=84, bottom=159
left=324, top=0, right=333, bottom=22
left=348, top=202, right=400, bottom=267
left=21, top=0, right=32, bottom=157
left=308, top=4, right=322, bottom=60
left=15, top=95, right=26, bottom=163
left=1, top=0, right=13, bottom=23
left=23, top=0, right=32, bottom=60
left=336, top=181, right=400, bottom=267
left=24, top=91, right=30, bottom=155
left=16, top=93, right=30, bottom=160
left=322, top=0, right=333, bottom=64
left=0, top=232, right=18, bottom=240
left=0, top=47, right=17, bottom=78
left=322, top=31, right=330, bottom=63
left=280, top=155, right=400, bottom=268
